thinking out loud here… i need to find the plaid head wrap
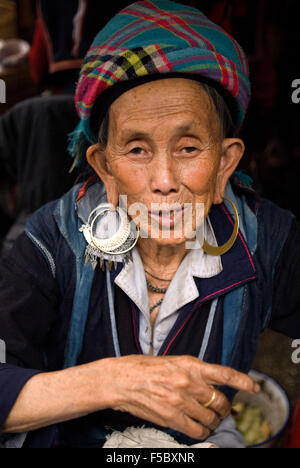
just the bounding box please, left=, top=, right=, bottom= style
left=69, top=0, right=250, bottom=166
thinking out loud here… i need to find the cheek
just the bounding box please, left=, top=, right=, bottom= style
left=109, top=159, right=147, bottom=195
left=180, top=157, right=219, bottom=198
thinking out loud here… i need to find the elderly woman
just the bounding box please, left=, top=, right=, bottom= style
left=0, top=0, right=299, bottom=449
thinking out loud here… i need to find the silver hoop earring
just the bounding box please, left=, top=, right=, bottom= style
left=80, top=203, right=140, bottom=270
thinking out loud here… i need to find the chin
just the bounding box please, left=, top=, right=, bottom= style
left=140, top=229, right=192, bottom=248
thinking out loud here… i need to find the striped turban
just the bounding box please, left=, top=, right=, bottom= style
left=68, top=0, right=250, bottom=165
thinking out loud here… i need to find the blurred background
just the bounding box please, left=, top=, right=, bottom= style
left=0, top=0, right=299, bottom=447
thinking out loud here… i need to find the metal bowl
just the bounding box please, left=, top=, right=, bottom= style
left=233, top=370, right=291, bottom=448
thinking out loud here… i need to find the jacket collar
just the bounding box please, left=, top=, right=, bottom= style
left=192, top=201, right=256, bottom=305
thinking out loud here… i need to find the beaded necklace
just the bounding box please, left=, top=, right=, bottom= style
left=145, top=271, right=172, bottom=314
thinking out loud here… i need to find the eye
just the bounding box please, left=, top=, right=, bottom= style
left=129, top=147, right=145, bottom=155
left=182, top=146, right=197, bottom=154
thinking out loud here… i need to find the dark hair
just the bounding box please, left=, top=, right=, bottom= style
left=98, top=110, right=110, bottom=148
left=200, top=82, right=237, bottom=139
left=96, top=77, right=237, bottom=147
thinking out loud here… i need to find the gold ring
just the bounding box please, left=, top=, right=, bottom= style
left=203, top=391, right=216, bottom=408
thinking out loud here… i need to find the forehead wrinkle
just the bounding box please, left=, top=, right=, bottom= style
left=111, top=88, right=212, bottom=123
left=116, top=102, right=193, bottom=124
left=116, top=106, right=211, bottom=130
left=109, top=84, right=219, bottom=142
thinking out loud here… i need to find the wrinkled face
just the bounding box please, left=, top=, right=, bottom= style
left=88, top=78, right=243, bottom=247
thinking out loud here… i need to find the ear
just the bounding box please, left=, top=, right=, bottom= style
left=213, top=138, right=245, bottom=204
left=86, top=144, right=119, bottom=207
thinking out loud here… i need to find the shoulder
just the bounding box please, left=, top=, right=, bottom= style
left=24, top=184, right=84, bottom=271
left=230, top=173, right=296, bottom=280
left=26, top=184, right=82, bottom=235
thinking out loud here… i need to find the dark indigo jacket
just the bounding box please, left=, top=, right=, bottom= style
left=0, top=174, right=299, bottom=447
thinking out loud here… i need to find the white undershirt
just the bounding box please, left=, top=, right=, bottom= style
left=114, top=217, right=223, bottom=355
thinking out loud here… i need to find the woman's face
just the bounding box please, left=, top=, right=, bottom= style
left=88, top=78, right=243, bottom=247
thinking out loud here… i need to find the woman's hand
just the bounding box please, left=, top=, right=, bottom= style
left=103, top=355, right=260, bottom=440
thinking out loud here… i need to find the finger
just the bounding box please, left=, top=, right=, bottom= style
left=164, top=382, right=227, bottom=427
left=200, top=363, right=260, bottom=394
left=132, top=393, right=211, bottom=441
left=183, top=397, right=221, bottom=431
left=194, top=386, right=231, bottom=420
left=175, top=412, right=211, bottom=441
left=176, top=373, right=232, bottom=420
left=146, top=380, right=221, bottom=428
left=203, top=388, right=231, bottom=420
left=163, top=368, right=232, bottom=421
left=168, top=356, right=260, bottom=394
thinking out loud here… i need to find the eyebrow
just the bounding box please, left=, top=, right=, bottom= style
left=121, top=130, right=150, bottom=142
left=120, top=122, right=199, bottom=141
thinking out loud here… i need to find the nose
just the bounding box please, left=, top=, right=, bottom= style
left=150, top=153, right=180, bottom=196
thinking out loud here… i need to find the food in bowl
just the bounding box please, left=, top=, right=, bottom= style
left=232, top=370, right=291, bottom=447
left=232, top=402, right=272, bottom=446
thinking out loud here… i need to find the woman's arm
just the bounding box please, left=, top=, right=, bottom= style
left=2, top=355, right=260, bottom=440
left=1, top=359, right=112, bottom=433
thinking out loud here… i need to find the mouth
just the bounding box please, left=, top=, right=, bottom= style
left=148, top=205, right=186, bottom=228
